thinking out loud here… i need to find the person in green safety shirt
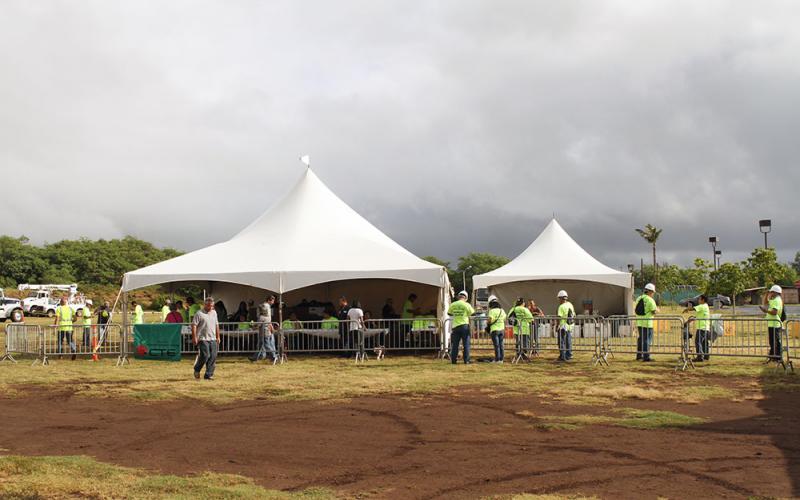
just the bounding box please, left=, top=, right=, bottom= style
left=82, top=299, right=93, bottom=349
left=321, top=310, right=339, bottom=330
left=760, top=285, right=784, bottom=363
left=635, top=283, right=659, bottom=362
left=54, top=297, right=76, bottom=360
left=447, top=291, right=475, bottom=364
left=508, top=297, right=533, bottom=362
left=282, top=312, right=302, bottom=331
left=161, top=299, right=171, bottom=322
left=187, top=297, right=201, bottom=322
left=401, top=293, right=419, bottom=343
left=131, top=300, right=144, bottom=325
left=683, top=294, right=710, bottom=362
left=556, top=290, right=576, bottom=362
left=487, top=296, right=507, bottom=363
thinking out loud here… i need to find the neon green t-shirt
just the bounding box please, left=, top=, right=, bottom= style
left=189, top=304, right=201, bottom=321
left=447, top=300, right=475, bottom=328
left=693, top=303, right=710, bottom=331
left=321, top=317, right=339, bottom=329
left=133, top=304, right=144, bottom=325
left=402, top=299, right=414, bottom=319
left=83, top=308, right=92, bottom=326
left=557, top=301, right=575, bottom=332
left=412, top=316, right=435, bottom=330
left=635, top=295, right=657, bottom=328
left=487, top=307, right=507, bottom=333
left=238, top=322, right=251, bottom=331
left=766, top=296, right=784, bottom=328
left=161, top=305, right=170, bottom=322
left=508, top=305, right=533, bottom=335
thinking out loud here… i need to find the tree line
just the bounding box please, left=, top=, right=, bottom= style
left=0, top=236, right=182, bottom=288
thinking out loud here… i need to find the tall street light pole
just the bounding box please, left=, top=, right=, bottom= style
left=462, top=265, right=473, bottom=293
left=759, top=219, right=772, bottom=249
left=708, top=236, right=718, bottom=272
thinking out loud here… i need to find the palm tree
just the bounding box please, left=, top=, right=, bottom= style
left=635, top=224, right=663, bottom=287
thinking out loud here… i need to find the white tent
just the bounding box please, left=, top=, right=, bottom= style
left=122, top=168, right=450, bottom=317
left=472, top=219, right=633, bottom=316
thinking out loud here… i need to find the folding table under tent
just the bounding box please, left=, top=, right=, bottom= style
left=121, top=167, right=451, bottom=328
left=472, top=219, right=633, bottom=317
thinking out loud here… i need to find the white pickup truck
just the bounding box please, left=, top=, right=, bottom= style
left=0, top=289, right=24, bottom=323
left=19, top=284, right=87, bottom=318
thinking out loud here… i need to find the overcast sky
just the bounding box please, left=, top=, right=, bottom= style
left=1, top=1, right=798, bottom=269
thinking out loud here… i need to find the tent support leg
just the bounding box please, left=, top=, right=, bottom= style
left=117, top=292, right=130, bottom=366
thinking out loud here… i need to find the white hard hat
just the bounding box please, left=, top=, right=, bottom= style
left=85, top=299, right=93, bottom=305
left=770, top=285, right=782, bottom=294
left=644, top=283, right=656, bottom=292
left=557, top=290, right=568, bottom=298
left=457, top=290, right=468, bottom=298
left=487, top=295, right=498, bottom=303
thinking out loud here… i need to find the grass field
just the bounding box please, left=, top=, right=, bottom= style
left=2, top=311, right=799, bottom=498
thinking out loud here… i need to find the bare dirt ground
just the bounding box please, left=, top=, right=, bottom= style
left=2, top=381, right=799, bottom=499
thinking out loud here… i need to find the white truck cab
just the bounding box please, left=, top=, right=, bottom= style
left=0, top=289, right=24, bottom=323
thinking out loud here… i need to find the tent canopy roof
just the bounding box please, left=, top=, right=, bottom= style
left=123, top=168, right=446, bottom=293
left=473, top=219, right=631, bottom=289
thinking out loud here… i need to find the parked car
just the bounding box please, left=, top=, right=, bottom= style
left=0, top=289, right=25, bottom=323
left=679, top=294, right=731, bottom=307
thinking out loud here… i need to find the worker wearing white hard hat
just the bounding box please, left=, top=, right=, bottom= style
left=487, top=296, right=507, bottom=363
left=761, top=285, right=785, bottom=362
left=634, top=283, right=659, bottom=362
left=556, top=290, right=575, bottom=361
left=448, top=290, right=475, bottom=364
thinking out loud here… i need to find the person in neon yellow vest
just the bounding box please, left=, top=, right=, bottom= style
left=635, top=283, right=659, bottom=362
left=282, top=312, right=302, bottom=330
left=447, top=291, right=475, bottom=364
left=556, top=290, right=576, bottom=362
left=508, top=298, right=533, bottom=360
left=54, top=297, right=76, bottom=359
left=760, top=285, right=785, bottom=363
left=131, top=300, right=144, bottom=325
left=487, top=296, right=507, bottom=363
left=683, top=294, right=710, bottom=362
left=321, top=311, right=339, bottom=330
left=82, top=300, right=93, bottom=349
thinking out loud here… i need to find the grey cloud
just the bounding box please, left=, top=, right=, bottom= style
left=0, top=1, right=798, bottom=269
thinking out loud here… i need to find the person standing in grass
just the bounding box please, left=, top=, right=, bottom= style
left=556, top=290, right=575, bottom=362
left=760, top=285, right=784, bottom=363
left=54, top=297, right=76, bottom=360
left=509, top=297, right=534, bottom=361
left=683, top=294, right=710, bottom=362
left=250, top=295, right=277, bottom=363
left=448, top=291, right=475, bottom=364
left=161, top=299, right=171, bottom=322
left=82, top=300, right=93, bottom=350
left=635, top=283, right=659, bottom=362
left=131, top=300, right=144, bottom=325
left=192, top=297, right=220, bottom=380
left=487, top=296, right=507, bottom=363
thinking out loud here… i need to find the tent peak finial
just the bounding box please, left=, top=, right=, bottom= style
left=299, top=155, right=311, bottom=169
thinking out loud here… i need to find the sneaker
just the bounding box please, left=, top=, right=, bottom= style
left=693, top=357, right=704, bottom=362
left=71, top=354, right=77, bottom=361
left=496, top=360, right=504, bottom=364
left=193, top=371, right=200, bottom=380
left=642, top=358, right=653, bottom=362
left=205, top=376, right=214, bottom=380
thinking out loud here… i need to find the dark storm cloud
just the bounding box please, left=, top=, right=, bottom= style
left=0, top=1, right=798, bottom=268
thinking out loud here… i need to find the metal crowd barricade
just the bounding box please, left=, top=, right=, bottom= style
left=467, top=315, right=494, bottom=354
left=281, top=319, right=359, bottom=356
left=785, top=318, right=798, bottom=372
left=599, top=315, right=686, bottom=366
left=1, top=324, right=42, bottom=364
left=701, top=316, right=792, bottom=371
left=529, top=315, right=601, bottom=364
left=40, top=323, right=124, bottom=364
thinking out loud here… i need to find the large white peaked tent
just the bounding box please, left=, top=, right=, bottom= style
left=472, top=219, right=633, bottom=316
left=123, top=168, right=450, bottom=316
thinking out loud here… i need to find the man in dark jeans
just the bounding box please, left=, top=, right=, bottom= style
left=760, top=285, right=784, bottom=363
left=448, top=291, right=475, bottom=364
left=192, top=297, right=220, bottom=380
left=337, top=296, right=351, bottom=353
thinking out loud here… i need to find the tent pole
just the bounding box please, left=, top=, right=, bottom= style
left=118, top=292, right=130, bottom=366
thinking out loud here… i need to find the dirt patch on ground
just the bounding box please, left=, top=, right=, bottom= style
left=1, top=384, right=798, bottom=499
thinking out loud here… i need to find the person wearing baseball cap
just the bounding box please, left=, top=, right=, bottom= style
left=556, top=290, right=575, bottom=361
left=760, top=285, right=784, bottom=363
left=447, top=291, right=475, bottom=364
left=635, top=283, right=659, bottom=362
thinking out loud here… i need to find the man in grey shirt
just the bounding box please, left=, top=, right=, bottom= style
left=192, top=297, right=220, bottom=380
left=249, top=295, right=277, bottom=362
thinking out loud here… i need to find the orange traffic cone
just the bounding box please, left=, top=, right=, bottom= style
left=91, top=334, right=99, bottom=361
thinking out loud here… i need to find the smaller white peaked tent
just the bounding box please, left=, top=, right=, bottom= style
left=123, top=168, right=450, bottom=317
left=472, top=219, right=633, bottom=316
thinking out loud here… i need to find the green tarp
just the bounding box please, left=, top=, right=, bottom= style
left=133, top=324, right=182, bottom=361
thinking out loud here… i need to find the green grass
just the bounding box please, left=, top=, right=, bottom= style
left=0, top=455, right=335, bottom=499
left=517, top=408, right=705, bottom=431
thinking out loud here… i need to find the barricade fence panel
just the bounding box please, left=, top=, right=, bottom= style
left=530, top=316, right=600, bottom=359
left=600, top=316, right=686, bottom=360
left=786, top=319, right=799, bottom=369
left=42, top=323, right=123, bottom=360
left=3, top=324, right=41, bottom=360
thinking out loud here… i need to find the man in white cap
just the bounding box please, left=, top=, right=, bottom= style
left=448, top=291, right=475, bottom=364
left=556, top=290, right=575, bottom=361
left=760, top=285, right=784, bottom=362
left=635, top=283, right=659, bottom=362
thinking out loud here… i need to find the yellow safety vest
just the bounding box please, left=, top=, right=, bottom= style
left=56, top=305, right=74, bottom=332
